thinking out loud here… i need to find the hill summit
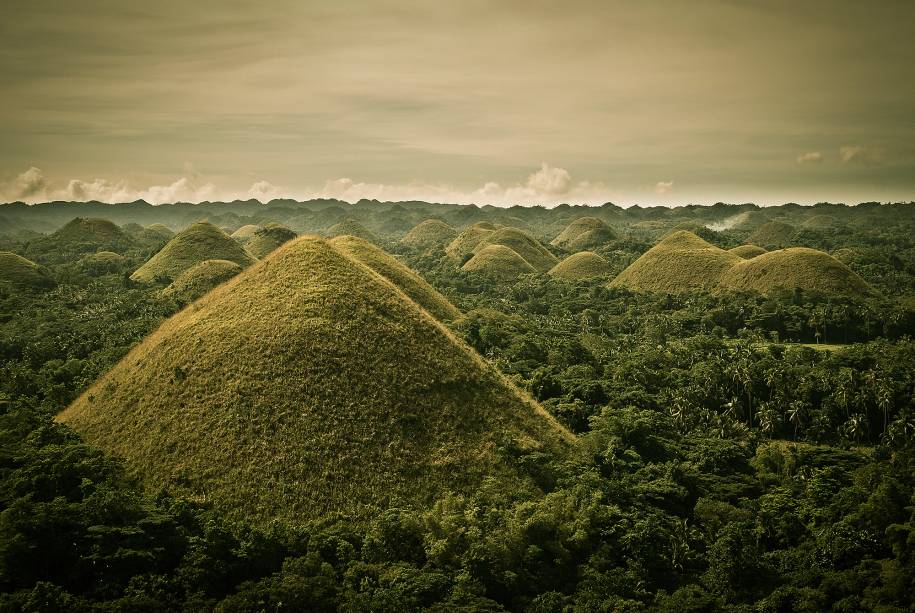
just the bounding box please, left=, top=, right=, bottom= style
left=244, top=224, right=297, bottom=259
left=130, top=222, right=256, bottom=283
left=550, top=217, right=617, bottom=251
left=161, top=259, right=243, bottom=304
left=473, top=227, right=558, bottom=272
left=401, top=219, right=457, bottom=248
left=0, top=252, right=54, bottom=289
left=58, top=236, right=570, bottom=523
left=718, top=247, right=876, bottom=298
left=37, top=217, right=136, bottom=255
left=445, top=221, right=499, bottom=261
left=462, top=244, right=536, bottom=281
left=610, top=231, right=741, bottom=293
left=548, top=251, right=613, bottom=280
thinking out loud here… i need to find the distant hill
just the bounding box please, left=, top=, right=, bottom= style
left=728, top=244, right=767, bottom=259
left=550, top=217, right=618, bottom=251
left=29, top=217, right=137, bottom=258
left=130, top=222, right=256, bottom=283
left=0, top=252, right=54, bottom=289
left=610, top=231, right=742, bottom=293
left=231, top=224, right=262, bottom=241
left=58, top=236, right=571, bottom=523
left=802, top=214, right=841, bottom=229
left=462, top=244, right=536, bottom=281
left=161, top=259, right=243, bottom=304
left=748, top=221, right=796, bottom=248
left=78, top=251, right=126, bottom=275
left=548, top=251, right=613, bottom=280
left=244, top=225, right=297, bottom=259
left=473, top=227, right=558, bottom=272
left=330, top=235, right=460, bottom=321
left=401, top=219, right=456, bottom=249
left=445, top=221, right=499, bottom=261
left=327, top=218, right=380, bottom=244
left=718, top=247, right=876, bottom=298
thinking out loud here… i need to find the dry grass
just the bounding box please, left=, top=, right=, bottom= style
left=718, top=247, right=876, bottom=298
left=802, top=214, right=840, bottom=229
left=550, top=217, right=618, bottom=252
left=130, top=222, right=257, bottom=283
left=400, top=219, right=456, bottom=248
left=46, top=217, right=137, bottom=253
left=445, top=221, right=498, bottom=261
left=728, top=244, right=767, bottom=259
left=610, top=231, right=742, bottom=293
left=244, top=225, right=297, bottom=259
left=161, top=259, right=243, bottom=303
left=473, top=227, right=558, bottom=272
left=0, top=251, right=54, bottom=288
left=548, top=251, right=612, bottom=280
left=231, top=224, right=262, bottom=241
left=59, top=236, right=571, bottom=524
left=748, top=221, right=795, bottom=248
left=330, top=235, right=460, bottom=321
left=462, top=244, right=537, bottom=281
left=326, top=218, right=380, bottom=244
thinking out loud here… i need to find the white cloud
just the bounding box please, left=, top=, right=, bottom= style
left=525, top=162, right=571, bottom=196
left=63, top=178, right=133, bottom=202
left=796, top=151, right=823, bottom=164
left=248, top=180, right=280, bottom=202
left=0, top=167, right=49, bottom=202
left=139, top=176, right=217, bottom=204
left=655, top=180, right=674, bottom=194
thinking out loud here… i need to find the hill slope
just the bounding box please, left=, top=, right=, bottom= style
left=231, top=224, right=262, bottom=241
left=59, top=236, right=570, bottom=523
left=244, top=225, right=297, bottom=259
left=610, top=231, right=742, bottom=293
left=473, top=227, right=558, bottom=272
left=718, top=247, right=876, bottom=297
left=729, top=244, right=767, bottom=259
left=33, top=217, right=136, bottom=256
left=401, top=219, right=456, bottom=248
left=550, top=217, right=617, bottom=251
left=0, top=252, right=54, bottom=288
left=445, top=221, right=498, bottom=261
left=749, top=221, right=796, bottom=248
left=130, top=222, right=256, bottom=283
left=330, top=235, right=460, bottom=321
left=161, top=259, right=244, bottom=303
left=548, top=251, right=613, bottom=280
left=462, top=244, right=536, bottom=281
left=326, top=218, right=380, bottom=244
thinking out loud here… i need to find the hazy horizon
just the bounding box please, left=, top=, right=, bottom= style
left=3, top=0, right=914, bottom=207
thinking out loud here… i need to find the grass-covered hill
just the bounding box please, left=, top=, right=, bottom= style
left=326, top=217, right=380, bottom=244
left=748, top=220, right=796, bottom=248
left=729, top=244, right=767, bottom=259
left=473, top=227, right=558, bottom=272
left=802, top=214, right=841, bottom=229
left=0, top=251, right=54, bottom=289
left=718, top=247, right=876, bottom=298
left=462, top=244, right=537, bottom=281
left=548, top=251, right=613, bottom=280
left=330, top=235, right=460, bottom=321
left=161, top=259, right=243, bottom=304
left=243, top=224, right=297, bottom=259
left=230, top=224, right=262, bottom=241
left=130, top=222, right=257, bottom=283
left=610, top=230, right=742, bottom=293
left=78, top=251, right=126, bottom=275
left=28, top=217, right=137, bottom=258
left=445, top=221, right=499, bottom=261
left=400, top=219, right=457, bottom=249
left=129, top=222, right=176, bottom=248
left=550, top=217, right=618, bottom=252
left=58, top=236, right=571, bottom=524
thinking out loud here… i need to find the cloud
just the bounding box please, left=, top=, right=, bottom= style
left=63, top=178, right=133, bottom=202
left=0, top=167, right=49, bottom=202
left=796, top=151, right=823, bottom=164
left=840, top=145, right=881, bottom=164
left=525, top=162, right=571, bottom=196
left=655, top=180, right=674, bottom=194
left=139, top=176, right=217, bottom=204
left=248, top=180, right=281, bottom=202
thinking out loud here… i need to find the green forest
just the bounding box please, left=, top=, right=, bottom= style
left=1, top=198, right=913, bottom=611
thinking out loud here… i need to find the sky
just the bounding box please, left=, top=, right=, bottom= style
left=1, top=0, right=914, bottom=207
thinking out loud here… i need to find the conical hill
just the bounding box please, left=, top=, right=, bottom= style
left=244, top=225, right=297, bottom=259
left=161, top=259, right=243, bottom=304
left=0, top=252, right=54, bottom=289
left=728, top=244, right=767, bottom=259
left=130, top=222, right=256, bottom=283
left=445, top=221, right=498, bottom=261
left=473, top=227, right=558, bottom=272
left=462, top=245, right=536, bottom=281
left=548, top=251, right=612, bottom=280
left=58, top=236, right=571, bottom=523
left=401, top=219, right=456, bottom=248
left=550, top=217, right=617, bottom=251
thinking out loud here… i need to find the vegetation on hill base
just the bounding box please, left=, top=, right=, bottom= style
left=78, top=251, right=125, bottom=275
left=445, top=221, right=498, bottom=261
left=462, top=244, right=537, bottom=281
left=548, top=251, right=613, bottom=280
left=130, top=222, right=256, bottom=284
left=550, top=217, right=618, bottom=251
left=330, top=235, right=460, bottom=321
left=610, top=230, right=742, bottom=293
left=59, top=236, right=570, bottom=523
left=26, top=217, right=137, bottom=261
left=161, top=259, right=243, bottom=304
left=230, top=224, right=262, bottom=241
left=243, top=224, right=297, bottom=258
left=728, top=244, right=767, bottom=259
left=802, top=213, right=840, bottom=229
left=718, top=247, right=877, bottom=298
left=473, top=227, right=558, bottom=272
left=400, top=219, right=456, bottom=249
left=0, top=251, right=54, bottom=289
left=326, top=218, right=381, bottom=244
left=749, top=220, right=796, bottom=248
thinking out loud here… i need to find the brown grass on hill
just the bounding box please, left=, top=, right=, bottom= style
left=728, top=244, right=767, bottom=259
left=473, top=227, right=558, bottom=272
left=609, top=230, right=742, bottom=293
left=548, top=251, right=613, bottom=280
left=161, top=259, right=243, bottom=304
left=0, top=251, right=54, bottom=288
left=231, top=224, right=262, bottom=241
left=244, top=225, right=297, bottom=259
left=58, top=236, right=571, bottom=524
left=550, top=217, right=618, bottom=251
left=462, top=244, right=536, bottom=281
left=401, top=219, right=457, bottom=248
left=748, top=221, right=795, bottom=248
left=445, top=221, right=499, bottom=261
